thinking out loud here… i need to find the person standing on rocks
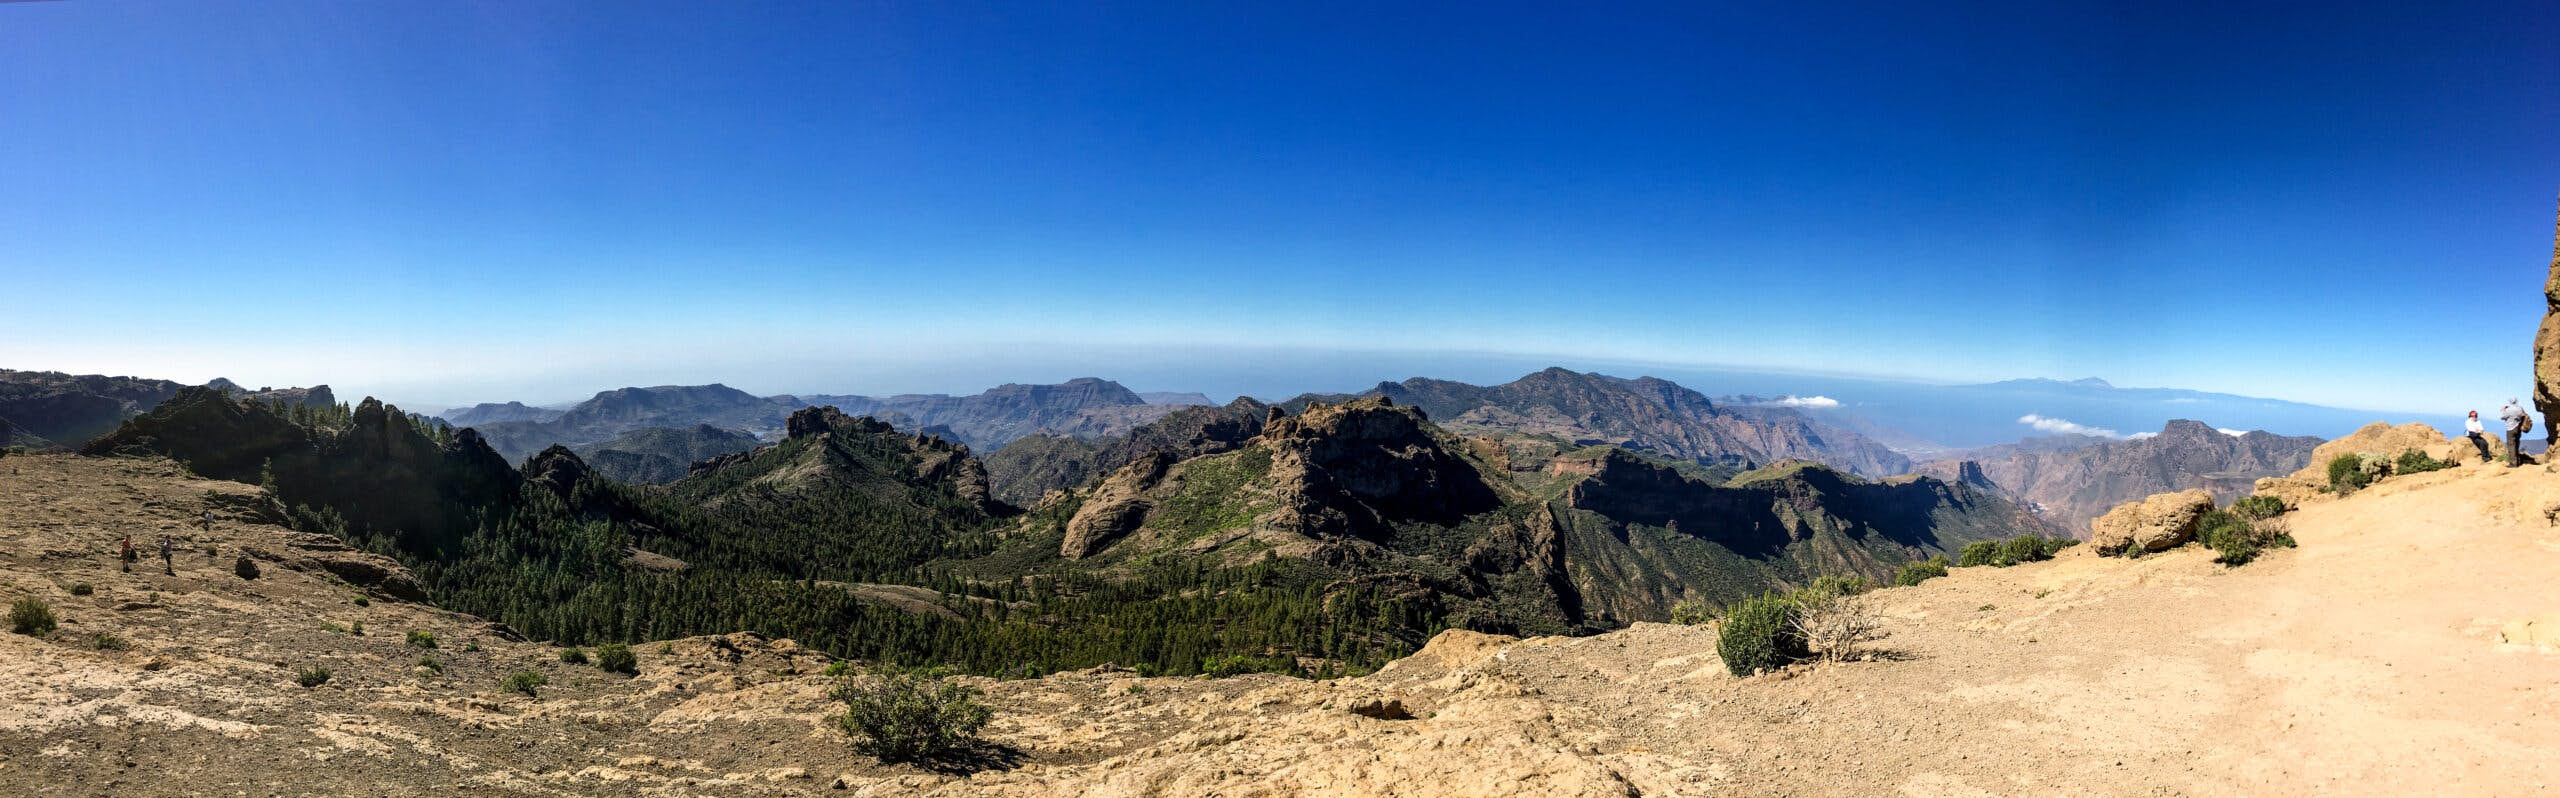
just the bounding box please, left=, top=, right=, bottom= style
left=2501, top=399, right=2532, bottom=467
left=159, top=534, right=175, bottom=576
left=120, top=534, right=136, bottom=573
left=2467, top=411, right=2494, bottom=462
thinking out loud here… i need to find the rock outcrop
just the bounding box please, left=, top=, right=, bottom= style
left=523, top=445, right=595, bottom=499
left=2297, top=422, right=2467, bottom=478
left=1258, top=397, right=1502, bottom=534
left=2087, top=488, right=2215, bottom=555
left=671, top=404, right=1005, bottom=524
left=1061, top=451, right=1176, bottom=558
left=2535, top=197, right=2560, bottom=439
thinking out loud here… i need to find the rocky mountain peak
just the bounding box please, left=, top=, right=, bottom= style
left=2156, top=418, right=2218, bottom=439
left=1956, top=460, right=1993, bottom=487
left=1260, top=397, right=1432, bottom=448
left=1259, top=398, right=1496, bottom=529
left=785, top=405, right=892, bottom=440
left=524, top=445, right=594, bottom=498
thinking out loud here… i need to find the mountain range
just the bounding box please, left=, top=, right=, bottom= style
left=1916, top=419, right=2325, bottom=532
left=1284, top=368, right=1911, bottom=477
left=450, top=378, right=1188, bottom=470
left=77, top=382, right=2055, bottom=675
left=0, top=369, right=333, bottom=449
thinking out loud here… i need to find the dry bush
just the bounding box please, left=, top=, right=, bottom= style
left=1789, top=589, right=1886, bottom=662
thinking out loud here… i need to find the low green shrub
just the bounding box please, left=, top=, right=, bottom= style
left=92, top=632, right=129, bottom=651
left=2394, top=448, right=2454, bottom=476
left=2230, top=494, right=2287, bottom=520
left=406, top=630, right=438, bottom=649
left=595, top=642, right=637, bottom=675
left=352, top=596, right=370, bottom=607
left=502, top=669, right=547, bottom=697
left=10, top=597, right=57, bottom=636
left=1669, top=598, right=1715, bottom=625
left=1963, top=534, right=2074, bottom=567
left=1956, top=541, right=1999, bottom=567
left=68, top=583, right=93, bottom=596
left=824, top=660, right=854, bottom=677
left=559, top=647, right=588, bottom=665
left=233, top=556, right=260, bottom=580
left=296, top=666, right=332, bottom=688
left=2200, top=513, right=2296, bottom=566
left=1995, top=536, right=2043, bottom=566
left=2327, top=454, right=2374, bottom=494
left=1715, top=593, right=1807, bottom=676
left=1799, top=575, right=1870, bottom=598
left=1892, top=556, right=1950, bottom=586
left=834, top=672, right=994, bottom=763
left=416, top=655, right=443, bottom=674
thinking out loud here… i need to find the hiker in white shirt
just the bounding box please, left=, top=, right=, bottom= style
left=2465, top=411, right=2493, bottom=463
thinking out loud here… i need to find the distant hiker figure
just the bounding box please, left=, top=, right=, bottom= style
left=2466, top=411, right=2494, bottom=463
left=2501, top=399, right=2532, bottom=467
left=120, top=534, right=136, bottom=573
left=160, top=535, right=175, bottom=576
left=200, top=510, right=214, bottom=531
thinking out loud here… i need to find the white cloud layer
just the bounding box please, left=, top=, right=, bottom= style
left=1769, top=395, right=1841, bottom=408
left=2018, top=413, right=2126, bottom=439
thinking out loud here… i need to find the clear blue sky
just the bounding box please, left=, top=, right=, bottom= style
left=3, top=1, right=2555, bottom=412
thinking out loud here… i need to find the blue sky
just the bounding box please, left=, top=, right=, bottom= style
left=3, top=1, right=2555, bottom=413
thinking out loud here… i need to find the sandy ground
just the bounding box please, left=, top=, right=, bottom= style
left=2, top=453, right=2556, bottom=796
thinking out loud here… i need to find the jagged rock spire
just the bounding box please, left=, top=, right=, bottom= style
left=2534, top=194, right=2560, bottom=439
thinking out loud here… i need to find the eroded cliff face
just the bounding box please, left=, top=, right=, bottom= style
left=2533, top=198, right=2560, bottom=437
left=1058, top=398, right=1500, bottom=559
left=1256, top=397, right=1503, bottom=535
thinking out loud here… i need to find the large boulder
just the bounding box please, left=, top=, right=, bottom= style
left=2088, top=489, right=2216, bottom=556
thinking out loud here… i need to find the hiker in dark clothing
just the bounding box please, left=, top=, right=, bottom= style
left=160, top=535, right=174, bottom=576
left=2501, top=399, right=2532, bottom=467
left=2466, top=411, right=2494, bottom=462
left=120, top=534, right=136, bottom=573
left=200, top=510, right=214, bottom=531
